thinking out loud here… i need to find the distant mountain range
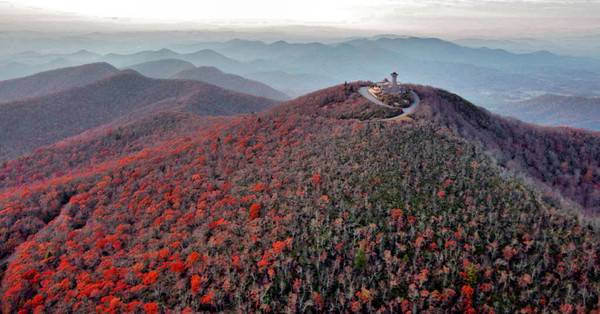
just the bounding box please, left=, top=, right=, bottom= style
left=168, top=37, right=600, bottom=104
left=498, top=94, right=600, bottom=131
left=345, top=37, right=596, bottom=70
left=3, top=36, right=599, bottom=108
left=102, top=48, right=250, bottom=74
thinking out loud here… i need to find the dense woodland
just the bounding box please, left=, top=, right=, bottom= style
left=1, top=82, right=599, bottom=312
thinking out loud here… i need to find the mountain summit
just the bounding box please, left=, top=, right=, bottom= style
left=1, top=82, right=599, bottom=312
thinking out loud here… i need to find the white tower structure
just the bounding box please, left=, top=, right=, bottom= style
left=391, top=72, right=398, bottom=93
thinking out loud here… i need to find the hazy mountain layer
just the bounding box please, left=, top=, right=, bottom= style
left=498, top=94, right=600, bottom=131
left=172, top=66, right=290, bottom=101
left=124, top=59, right=195, bottom=79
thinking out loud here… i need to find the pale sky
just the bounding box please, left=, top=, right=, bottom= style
left=2, top=0, right=600, bottom=37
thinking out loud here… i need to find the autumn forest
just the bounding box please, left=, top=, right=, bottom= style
left=0, top=81, right=599, bottom=312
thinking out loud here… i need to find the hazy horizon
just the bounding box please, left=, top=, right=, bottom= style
left=2, top=0, right=600, bottom=40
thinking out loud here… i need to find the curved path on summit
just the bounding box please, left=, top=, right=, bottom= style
left=358, top=86, right=420, bottom=120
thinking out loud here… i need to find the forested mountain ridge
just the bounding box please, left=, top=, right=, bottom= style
left=0, top=71, right=279, bottom=161
left=0, top=82, right=599, bottom=312
left=408, top=85, right=600, bottom=214
left=0, top=62, right=118, bottom=103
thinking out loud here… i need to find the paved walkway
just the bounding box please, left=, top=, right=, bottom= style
left=358, top=86, right=420, bottom=120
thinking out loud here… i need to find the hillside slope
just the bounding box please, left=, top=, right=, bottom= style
left=0, top=63, right=118, bottom=103
left=171, top=66, right=290, bottom=101
left=1, top=82, right=599, bottom=312
left=498, top=94, right=600, bottom=131
left=0, top=71, right=278, bottom=161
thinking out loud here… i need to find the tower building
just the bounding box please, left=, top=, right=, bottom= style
left=391, top=72, right=398, bottom=93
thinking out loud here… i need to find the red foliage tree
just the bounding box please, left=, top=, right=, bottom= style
left=143, top=271, right=158, bottom=285
left=191, top=275, right=201, bottom=294
left=249, top=203, right=261, bottom=219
